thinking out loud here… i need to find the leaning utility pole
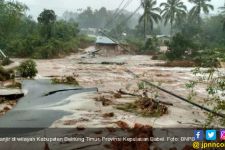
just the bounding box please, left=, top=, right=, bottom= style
left=0, top=49, right=6, bottom=58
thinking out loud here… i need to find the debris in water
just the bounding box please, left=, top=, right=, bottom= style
left=111, top=123, right=153, bottom=150
left=115, top=121, right=129, bottom=129
left=94, top=96, right=113, bottom=106
left=103, top=112, right=114, bottom=118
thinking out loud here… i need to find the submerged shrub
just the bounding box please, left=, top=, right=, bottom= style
left=0, top=66, right=11, bottom=81
left=1, top=57, right=12, bottom=66
left=18, top=59, right=38, bottom=78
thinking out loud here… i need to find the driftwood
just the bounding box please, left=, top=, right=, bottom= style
left=118, top=89, right=173, bottom=106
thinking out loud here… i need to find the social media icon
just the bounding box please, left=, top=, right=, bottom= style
left=194, top=130, right=203, bottom=141
left=220, top=130, right=225, bottom=140
left=206, top=130, right=217, bottom=141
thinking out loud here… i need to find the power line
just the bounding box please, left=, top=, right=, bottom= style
left=103, top=0, right=134, bottom=29
left=103, top=0, right=126, bottom=28
left=116, top=4, right=141, bottom=28
left=107, top=3, right=141, bottom=40
left=100, top=3, right=142, bottom=49
left=111, top=0, right=126, bottom=18
left=113, top=0, right=134, bottom=21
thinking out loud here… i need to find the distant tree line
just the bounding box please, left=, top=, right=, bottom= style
left=62, top=7, right=139, bottom=29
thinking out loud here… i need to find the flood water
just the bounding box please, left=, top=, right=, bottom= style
left=0, top=79, right=97, bottom=128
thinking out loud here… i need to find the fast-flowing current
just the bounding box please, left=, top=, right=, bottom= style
left=0, top=79, right=97, bottom=128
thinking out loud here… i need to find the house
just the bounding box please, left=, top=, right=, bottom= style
left=95, top=36, right=122, bottom=56
left=156, top=35, right=170, bottom=45
left=146, top=34, right=170, bottom=45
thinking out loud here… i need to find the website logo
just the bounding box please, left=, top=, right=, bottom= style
left=194, top=130, right=203, bottom=141
left=220, top=130, right=225, bottom=141
left=206, top=130, right=217, bottom=141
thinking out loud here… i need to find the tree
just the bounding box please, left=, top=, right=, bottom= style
left=77, top=7, right=94, bottom=28
left=38, top=9, right=56, bottom=39
left=166, top=33, right=195, bottom=60
left=160, top=0, right=187, bottom=36
left=18, top=59, right=38, bottom=78
left=0, top=0, right=28, bottom=44
left=189, top=0, right=214, bottom=24
left=139, top=0, right=161, bottom=39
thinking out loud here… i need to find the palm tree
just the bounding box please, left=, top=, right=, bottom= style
left=160, top=0, right=187, bottom=36
left=139, top=0, right=161, bottom=39
left=189, top=0, right=214, bottom=24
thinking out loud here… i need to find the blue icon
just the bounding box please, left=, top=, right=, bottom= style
left=194, top=130, right=204, bottom=141
left=206, top=130, right=217, bottom=141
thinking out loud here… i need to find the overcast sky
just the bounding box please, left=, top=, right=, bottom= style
left=16, top=0, right=225, bottom=19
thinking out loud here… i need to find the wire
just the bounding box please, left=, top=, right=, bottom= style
left=103, top=0, right=134, bottom=29
left=99, top=3, right=142, bottom=51
left=112, top=0, right=126, bottom=18
left=103, top=0, right=126, bottom=29
left=116, top=4, right=141, bottom=28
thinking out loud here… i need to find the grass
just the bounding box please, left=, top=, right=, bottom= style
left=51, top=76, right=79, bottom=86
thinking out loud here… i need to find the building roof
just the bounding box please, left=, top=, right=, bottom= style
left=146, top=34, right=170, bottom=39
left=96, top=36, right=117, bottom=45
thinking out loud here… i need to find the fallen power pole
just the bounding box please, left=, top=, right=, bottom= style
left=0, top=49, right=6, bottom=58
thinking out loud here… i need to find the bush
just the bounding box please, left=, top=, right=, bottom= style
left=0, top=66, right=12, bottom=81
left=143, top=37, right=159, bottom=52
left=78, top=35, right=96, bottom=49
left=193, top=48, right=225, bottom=67
left=125, top=37, right=145, bottom=53
left=18, top=59, right=38, bottom=78
left=166, top=33, right=196, bottom=60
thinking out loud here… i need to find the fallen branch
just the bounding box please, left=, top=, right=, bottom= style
left=117, top=90, right=173, bottom=106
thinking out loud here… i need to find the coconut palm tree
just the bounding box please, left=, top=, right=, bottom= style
left=189, top=0, right=214, bottom=24
left=139, top=0, right=161, bottom=39
left=160, top=0, right=187, bottom=36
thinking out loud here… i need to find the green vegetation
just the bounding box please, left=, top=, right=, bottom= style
left=51, top=76, right=79, bottom=86
left=0, top=0, right=94, bottom=59
left=0, top=66, right=12, bottom=81
left=18, top=60, right=38, bottom=78
left=186, top=67, right=225, bottom=127
left=165, top=33, right=196, bottom=60
left=139, top=0, right=161, bottom=38
left=160, top=0, right=187, bottom=36
left=189, top=0, right=214, bottom=24
left=1, top=57, right=12, bottom=66
left=116, top=97, right=168, bottom=117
